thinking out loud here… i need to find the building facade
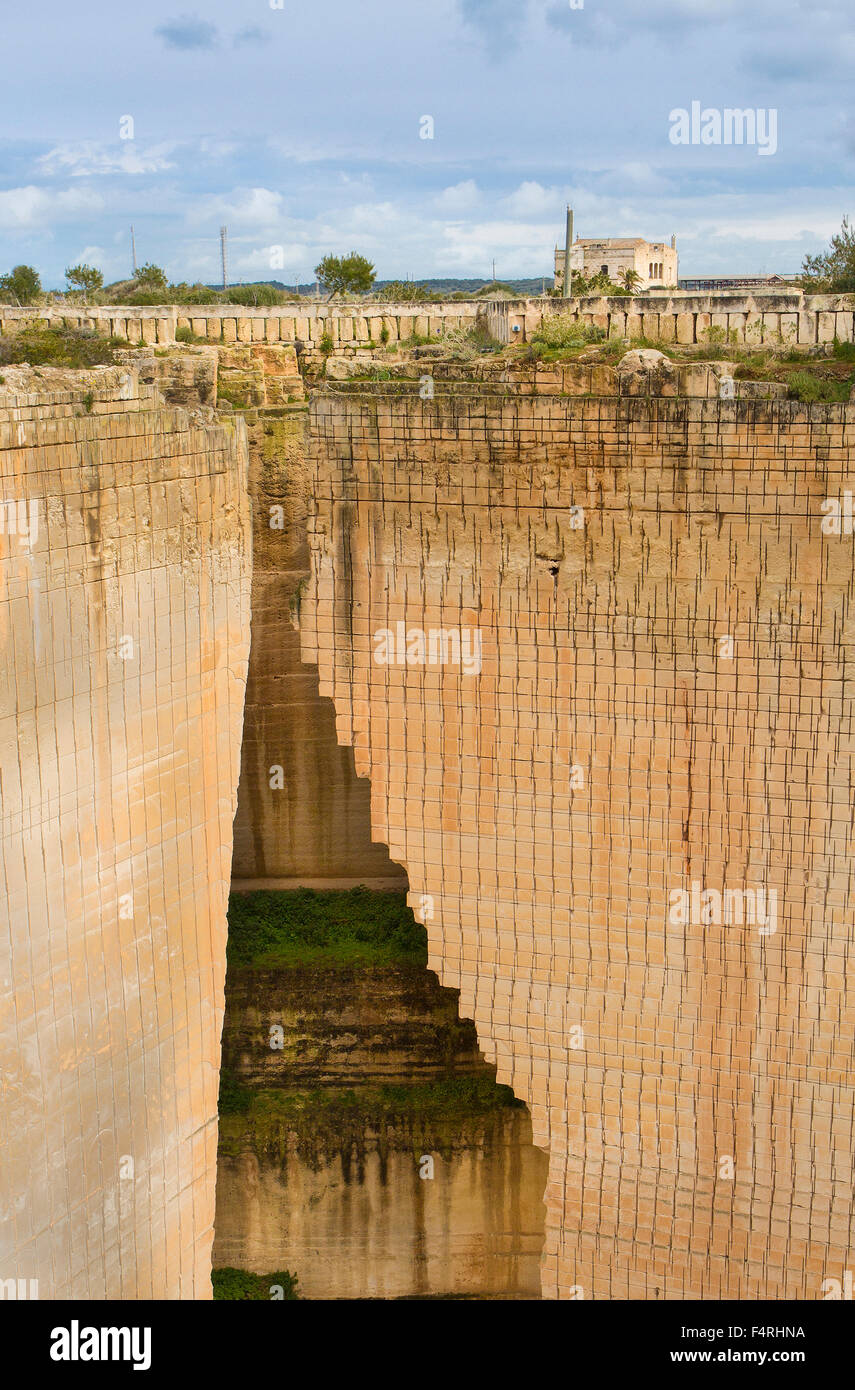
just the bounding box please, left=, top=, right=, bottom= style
left=555, top=236, right=678, bottom=292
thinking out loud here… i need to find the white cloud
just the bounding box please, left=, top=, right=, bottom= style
left=499, top=181, right=563, bottom=218
left=440, top=217, right=560, bottom=272
left=189, top=186, right=285, bottom=226
left=37, top=143, right=176, bottom=177
left=435, top=180, right=482, bottom=213
left=231, top=244, right=310, bottom=276
left=0, top=185, right=104, bottom=230
left=69, top=245, right=107, bottom=266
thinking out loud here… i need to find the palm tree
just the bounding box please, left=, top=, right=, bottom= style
left=617, top=268, right=642, bottom=293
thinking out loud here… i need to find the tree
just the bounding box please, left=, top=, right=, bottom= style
left=801, top=216, right=855, bottom=293
left=0, top=264, right=41, bottom=305
left=617, top=267, right=642, bottom=293
left=65, top=263, right=104, bottom=303
left=314, top=252, right=376, bottom=300
left=134, top=262, right=169, bottom=292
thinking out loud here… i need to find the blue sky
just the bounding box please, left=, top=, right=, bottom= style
left=0, top=0, right=851, bottom=287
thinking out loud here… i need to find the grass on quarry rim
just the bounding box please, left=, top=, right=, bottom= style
left=519, top=334, right=855, bottom=393
left=226, top=886, right=427, bottom=969
left=0, top=325, right=125, bottom=369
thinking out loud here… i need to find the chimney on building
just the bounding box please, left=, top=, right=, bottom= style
left=671, top=234, right=677, bottom=249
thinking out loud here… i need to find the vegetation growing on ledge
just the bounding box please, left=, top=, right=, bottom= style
left=730, top=338, right=855, bottom=401
left=515, top=326, right=855, bottom=398
left=174, top=324, right=208, bottom=345
left=0, top=326, right=125, bottom=368
left=212, top=1267, right=299, bottom=1300
left=226, top=887, right=427, bottom=969
left=217, top=1075, right=525, bottom=1157
left=235, top=1076, right=525, bottom=1119
left=528, top=317, right=608, bottom=358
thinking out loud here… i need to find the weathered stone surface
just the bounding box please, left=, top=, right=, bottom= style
left=0, top=367, right=252, bottom=1299
left=300, top=388, right=855, bottom=1300
left=213, top=959, right=547, bottom=1298
left=617, top=348, right=679, bottom=396
left=0, top=295, right=851, bottom=352
left=230, top=408, right=405, bottom=887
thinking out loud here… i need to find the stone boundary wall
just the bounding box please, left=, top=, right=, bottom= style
left=0, top=303, right=483, bottom=350
left=1, top=290, right=852, bottom=350
left=479, top=291, right=854, bottom=347
left=526, top=291, right=855, bottom=349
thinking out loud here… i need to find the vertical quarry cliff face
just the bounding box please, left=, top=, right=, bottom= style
left=0, top=367, right=251, bottom=1298
left=230, top=404, right=405, bottom=887
left=300, top=388, right=855, bottom=1299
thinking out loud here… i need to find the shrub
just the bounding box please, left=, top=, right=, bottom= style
left=376, top=280, right=436, bottom=303
left=440, top=323, right=501, bottom=358
left=531, top=315, right=607, bottom=351
left=175, top=325, right=206, bottom=344
left=0, top=326, right=124, bottom=368
left=224, top=283, right=285, bottom=307
left=212, top=1268, right=299, bottom=1301
left=786, top=372, right=851, bottom=403
left=319, top=331, right=334, bottom=355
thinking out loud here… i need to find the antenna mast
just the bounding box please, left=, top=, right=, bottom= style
left=220, top=226, right=228, bottom=293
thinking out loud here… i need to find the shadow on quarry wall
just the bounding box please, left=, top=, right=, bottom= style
left=217, top=389, right=548, bottom=1299
left=231, top=405, right=407, bottom=888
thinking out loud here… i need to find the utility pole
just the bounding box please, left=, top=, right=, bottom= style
left=130, top=225, right=138, bottom=276
left=564, top=205, right=574, bottom=297
left=220, top=226, right=228, bottom=293
left=492, top=258, right=496, bottom=282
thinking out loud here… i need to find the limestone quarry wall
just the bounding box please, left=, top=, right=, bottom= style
left=213, top=960, right=547, bottom=1298
left=230, top=407, right=405, bottom=887
left=0, top=367, right=252, bottom=1298
left=300, top=387, right=855, bottom=1299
